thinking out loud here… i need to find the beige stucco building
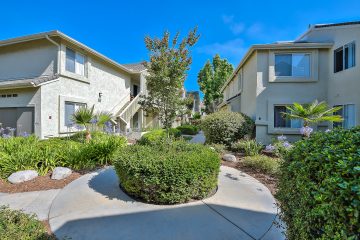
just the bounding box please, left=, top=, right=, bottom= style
left=0, top=31, right=159, bottom=138
left=219, top=21, right=360, bottom=144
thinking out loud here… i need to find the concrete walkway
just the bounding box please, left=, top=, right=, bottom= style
left=48, top=166, right=285, bottom=240
left=0, top=189, right=60, bottom=220
left=189, top=131, right=206, bottom=144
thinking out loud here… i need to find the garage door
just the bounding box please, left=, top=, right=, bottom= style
left=0, top=107, right=34, bottom=136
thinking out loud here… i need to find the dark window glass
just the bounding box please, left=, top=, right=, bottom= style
left=274, top=106, right=289, bottom=128
left=345, top=42, right=355, bottom=69
left=275, top=54, right=292, bottom=76
left=66, top=48, right=76, bottom=73
left=334, top=47, right=344, bottom=73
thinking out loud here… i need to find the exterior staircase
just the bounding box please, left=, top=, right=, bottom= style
left=115, top=92, right=142, bottom=132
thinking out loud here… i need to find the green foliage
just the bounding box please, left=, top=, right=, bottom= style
left=137, top=128, right=181, bottom=145
left=206, top=143, right=227, bottom=154
left=282, top=100, right=343, bottom=127
left=71, top=105, right=95, bottom=130
left=114, top=140, right=220, bottom=204
left=276, top=127, right=360, bottom=240
left=242, top=155, right=282, bottom=176
left=0, top=206, right=53, bottom=240
left=201, top=111, right=254, bottom=146
left=197, top=54, right=233, bottom=113
left=192, top=112, right=201, bottom=120
left=176, top=124, right=199, bottom=135
left=140, top=28, right=200, bottom=129
left=0, top=134, right=127, bottom=178
left=232, top=139, right=263, bottom=156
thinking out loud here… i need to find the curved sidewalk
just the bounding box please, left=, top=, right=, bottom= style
left=49, top=166, right=284, bottom=240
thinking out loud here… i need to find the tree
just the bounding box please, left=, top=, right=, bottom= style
left=197, top=54, right=233, bottom=113
left=139, top=28, right=200, bottom=130
left=282, top=100, right=343, bottom=127
left=72, top=105, right=95, bottom=141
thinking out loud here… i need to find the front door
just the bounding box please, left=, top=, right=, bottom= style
left=133, top=85, right=139, bottom=97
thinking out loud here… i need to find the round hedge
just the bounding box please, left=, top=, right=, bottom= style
left=201, top=111, right=254, bottom=145
left=114, top=141, right=220, bottom=204
left=277, top=127, right=360, bottom=240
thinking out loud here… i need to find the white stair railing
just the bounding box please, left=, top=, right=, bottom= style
left=119, top=92, right=142, bottom=124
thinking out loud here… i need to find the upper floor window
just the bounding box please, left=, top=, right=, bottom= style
left=334, top=42, right=356, bottom=73
left=275, top=53, right=310, bottom=78
left=274, top=105, right=302, bottom=128
left=333, top=104, right=356, bottom=129
left=66, top=48, right=85, bottom=76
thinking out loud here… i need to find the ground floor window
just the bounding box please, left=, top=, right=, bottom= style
left=64, top=102, right=86, bottom=127
left=333, top=104, right=356, bottom=129
left=274, top=105, right=302, bottom=128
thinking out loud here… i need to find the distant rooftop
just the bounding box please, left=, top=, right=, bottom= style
left=123, top=62, right=147, bottom=72
left=314, top=21, right=360, bottom=29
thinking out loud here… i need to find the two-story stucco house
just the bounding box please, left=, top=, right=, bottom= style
left=0, top=30, right=159, bottom=138
left=219, top=21, right=360, bottom=144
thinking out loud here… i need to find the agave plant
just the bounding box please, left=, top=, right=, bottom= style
left=71, top=105, right=95, bottom=142
left=282, top=100, right=343, bottom=127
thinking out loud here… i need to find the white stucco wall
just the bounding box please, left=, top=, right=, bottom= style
left=0, top=39, right=58, bottom=80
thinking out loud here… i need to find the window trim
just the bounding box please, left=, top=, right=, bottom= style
left=59, top=95, right=88, bottom=133
left=274, top=53, right=311, bottom=78
left=273, top=105, right=303, bottom=129
left=65, top=47, right=86, bottom=76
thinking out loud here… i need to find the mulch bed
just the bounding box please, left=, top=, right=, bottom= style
left=0, top=171, right=87, bottom=194
left=221, top=153, right=279, bottom=196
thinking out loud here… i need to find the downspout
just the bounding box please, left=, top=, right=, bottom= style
left=45, top=35, right=61, bottom=75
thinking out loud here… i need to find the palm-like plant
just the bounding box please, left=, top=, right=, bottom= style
left=282, top=100, right=343, bottom=127
left=95, top=111, right=113, bottom=130
left=71, top=105, right=95, bottom=141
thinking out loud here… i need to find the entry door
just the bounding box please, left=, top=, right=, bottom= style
left=0, top=107, right=34, bottom=136
left=133, top=85, right=139, bottom=97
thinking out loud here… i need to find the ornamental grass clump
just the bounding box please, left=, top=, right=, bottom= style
left=114, top=140, right=220, bottom=204
left=201, top=111, right=254, bottom=146
left=277, top=127, right=360, bottom=240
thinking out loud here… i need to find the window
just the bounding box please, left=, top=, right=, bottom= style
left=275, top=53, right=310, bottom=77
left=333, top=104, right=356, bottom=129
left=274, top=105, right=302, bottom=128
left=334, top=42, right=356, bottom=73
left=64, top=102, right=86, bottom=127
left=66, top=48, right=85, bottom=76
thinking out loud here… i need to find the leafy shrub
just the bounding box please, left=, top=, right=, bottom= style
left=201, top=111, right=254, bottom=146
left=232, top=139, right=263, bottom=156
left=68, top=131, right=109, bottom=142
left=0, top=135, right=126, bottom=178
left=137, top=128, right=181, bottom=145
left=0, top=206, right=53, bottom=240
left=276, top=127, right=360, bottom=240
left=242, top=155, right=281, bottom=175
left=176, top=124, right=199, bottom=135
left=206, top=143, right=227, bottom=154
left=114, top=140, right=220, bottom=204
left=192, top=112, right=201, bottom=120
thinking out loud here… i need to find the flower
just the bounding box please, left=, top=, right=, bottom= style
left=283, top=141, right=292, bottom=149
left=325, top=129, right=331, bottom=133
left=90, top=118, right=98, bottom=124
left=104, top=121, right=113, bottom=133
left=20, top=132, right=30, bottom=137
left=277, top=135, right=287, bottom=141
left=265, top=144, right=276, bottom=152
left=300, top=126, right=313, bottom=137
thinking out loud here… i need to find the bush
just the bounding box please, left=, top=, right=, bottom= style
left=137, top=128, right=181, bottom=145
left=201, top=111, right=254, bottom=146
left=242, top=155, right=281, bottom=176
left=0, top=134, right=126, bottom=178
left=206, top=143, right=227, bottom=154
left=0, top=206, right=53, bottom=240
left=232, top=139, right=263, bottom=156
left=176, top=124, right=199, bottom=135
left=114, top=141, right=220, bottom=204
left=276, top=127, right=360, bottom=240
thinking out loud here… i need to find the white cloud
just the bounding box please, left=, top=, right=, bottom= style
left=196, top=38, right=247, bottom=64
left=222, top=15, right=245, bottom=35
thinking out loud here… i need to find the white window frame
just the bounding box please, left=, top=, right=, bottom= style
left=335, top=41, right=356, bottom=73
left=65, top=47, right=86, bottom=76
left=274, top=53, right=311, bottom=78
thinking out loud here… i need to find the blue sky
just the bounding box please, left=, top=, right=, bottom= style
left=1, top=0, right=359, bottom=96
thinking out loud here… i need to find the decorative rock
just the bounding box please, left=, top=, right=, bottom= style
left=222, top=154, right=237, bottom=162
left=51, top=167, right=72, bottom=180
left=8, top=170, right=38, bottom=184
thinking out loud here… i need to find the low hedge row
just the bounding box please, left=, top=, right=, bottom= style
left=277, top=127, right=360, bottom=240
left=176, top=124, right=199, bottom=135
left=114, top=140, right=221, bottom=204
left=137, top=128, right=181, bottom=145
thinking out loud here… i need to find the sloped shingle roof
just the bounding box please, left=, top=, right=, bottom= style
left=123, top=62, right=147, bottom=72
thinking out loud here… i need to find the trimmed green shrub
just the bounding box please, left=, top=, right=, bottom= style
left=242, top=155, right=281, bottom=175
left=232, top=139, right=263, bottom=156
left=114, top=141, right=220, bottom=204
left=137, top=128, right=181, bottom=145
left=277, top=127, right=360, bottom=240
left=201, top=111, right=254, bottom=146
left=0, top=206, right=53, bottom=240
left=176, top=124, right=199, bottom=135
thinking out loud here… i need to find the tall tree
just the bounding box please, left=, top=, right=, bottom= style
left=197, top=54, right=233, bottom=113
left=140, top=28, right=200, bottom=130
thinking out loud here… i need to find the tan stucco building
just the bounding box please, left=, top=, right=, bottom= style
left=219, top=21, right=360, bottom=144
left=0, top=31, right=159, bottom=138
